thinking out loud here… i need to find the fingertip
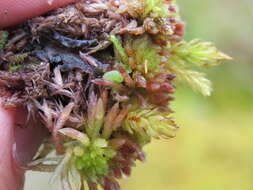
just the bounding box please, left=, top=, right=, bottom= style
left=0, top=107, right=24, bottom=190
left=0, top=106, right=47, bottom=190
left=14, top=109, right=48, bottom=166
left=0, top=0, right=78, bottom=29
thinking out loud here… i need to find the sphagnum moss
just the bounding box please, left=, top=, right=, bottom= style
left=0, top=0, right=231, bottom=190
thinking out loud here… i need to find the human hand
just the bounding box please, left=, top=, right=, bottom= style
left=0, top=0, right=77, bottom=28
left=0, top=0, right=77, bottom=189
left=0, top=105, right=47, bottom=190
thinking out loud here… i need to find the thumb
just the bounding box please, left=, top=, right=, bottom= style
left=0, top=106, right=47, bottom=190
left=0, top=0, right=78, bottom=29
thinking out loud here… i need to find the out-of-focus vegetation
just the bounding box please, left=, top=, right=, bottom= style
left=120, top=1, right=253, bottom=190
left=25, top=0, right=253, bottom=189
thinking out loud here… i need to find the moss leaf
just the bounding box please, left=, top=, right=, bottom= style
left=103, top=70, right=124, bottom=83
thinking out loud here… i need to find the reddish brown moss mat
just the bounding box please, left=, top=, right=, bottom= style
left=0, top=0, right=231, bottom=190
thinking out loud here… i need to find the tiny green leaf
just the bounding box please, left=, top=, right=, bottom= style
left=9, top=64, right=22, bottom=72
left=0, top=31, right=8, bottom=50
left=92, top=98, right=105, bottom=140
left=103, top=70, right=124, bottom=83
left=58, top=128, right=90, bottom=146
left=68, top=165, right=82, bottom=190
left=93, top=138, right=108, bottom=148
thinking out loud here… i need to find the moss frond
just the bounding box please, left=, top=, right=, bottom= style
left=109, top=35, right=132, bottom=72
left=169, top=39, right=232, bottom=68
left=170, top=64, right=213, bottom=96
left=7, top=53, right=29, bottom=64
left=123, top=107, right=179, bottom=145
left=166, top=39, right=231, bottom=96
left=6, top=53, right=29, bottom=71
left=109, top=35, right=128, bottom=65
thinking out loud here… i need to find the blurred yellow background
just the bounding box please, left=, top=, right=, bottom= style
left=25, top=0, right=253, bottom=189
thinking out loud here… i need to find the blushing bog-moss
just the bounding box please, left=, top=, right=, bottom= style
left=0, top=0, right=231, bottom=190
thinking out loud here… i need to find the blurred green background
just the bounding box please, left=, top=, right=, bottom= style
left=25, top=0, right=253, bottom=189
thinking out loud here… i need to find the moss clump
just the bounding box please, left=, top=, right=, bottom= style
left=0, top=0, right=231, bottom=190
left=126, top=35, right=161, bottom=74
left=74, top=139, right=115, bottom=182
left=142, top=0, right=169, bottom=18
